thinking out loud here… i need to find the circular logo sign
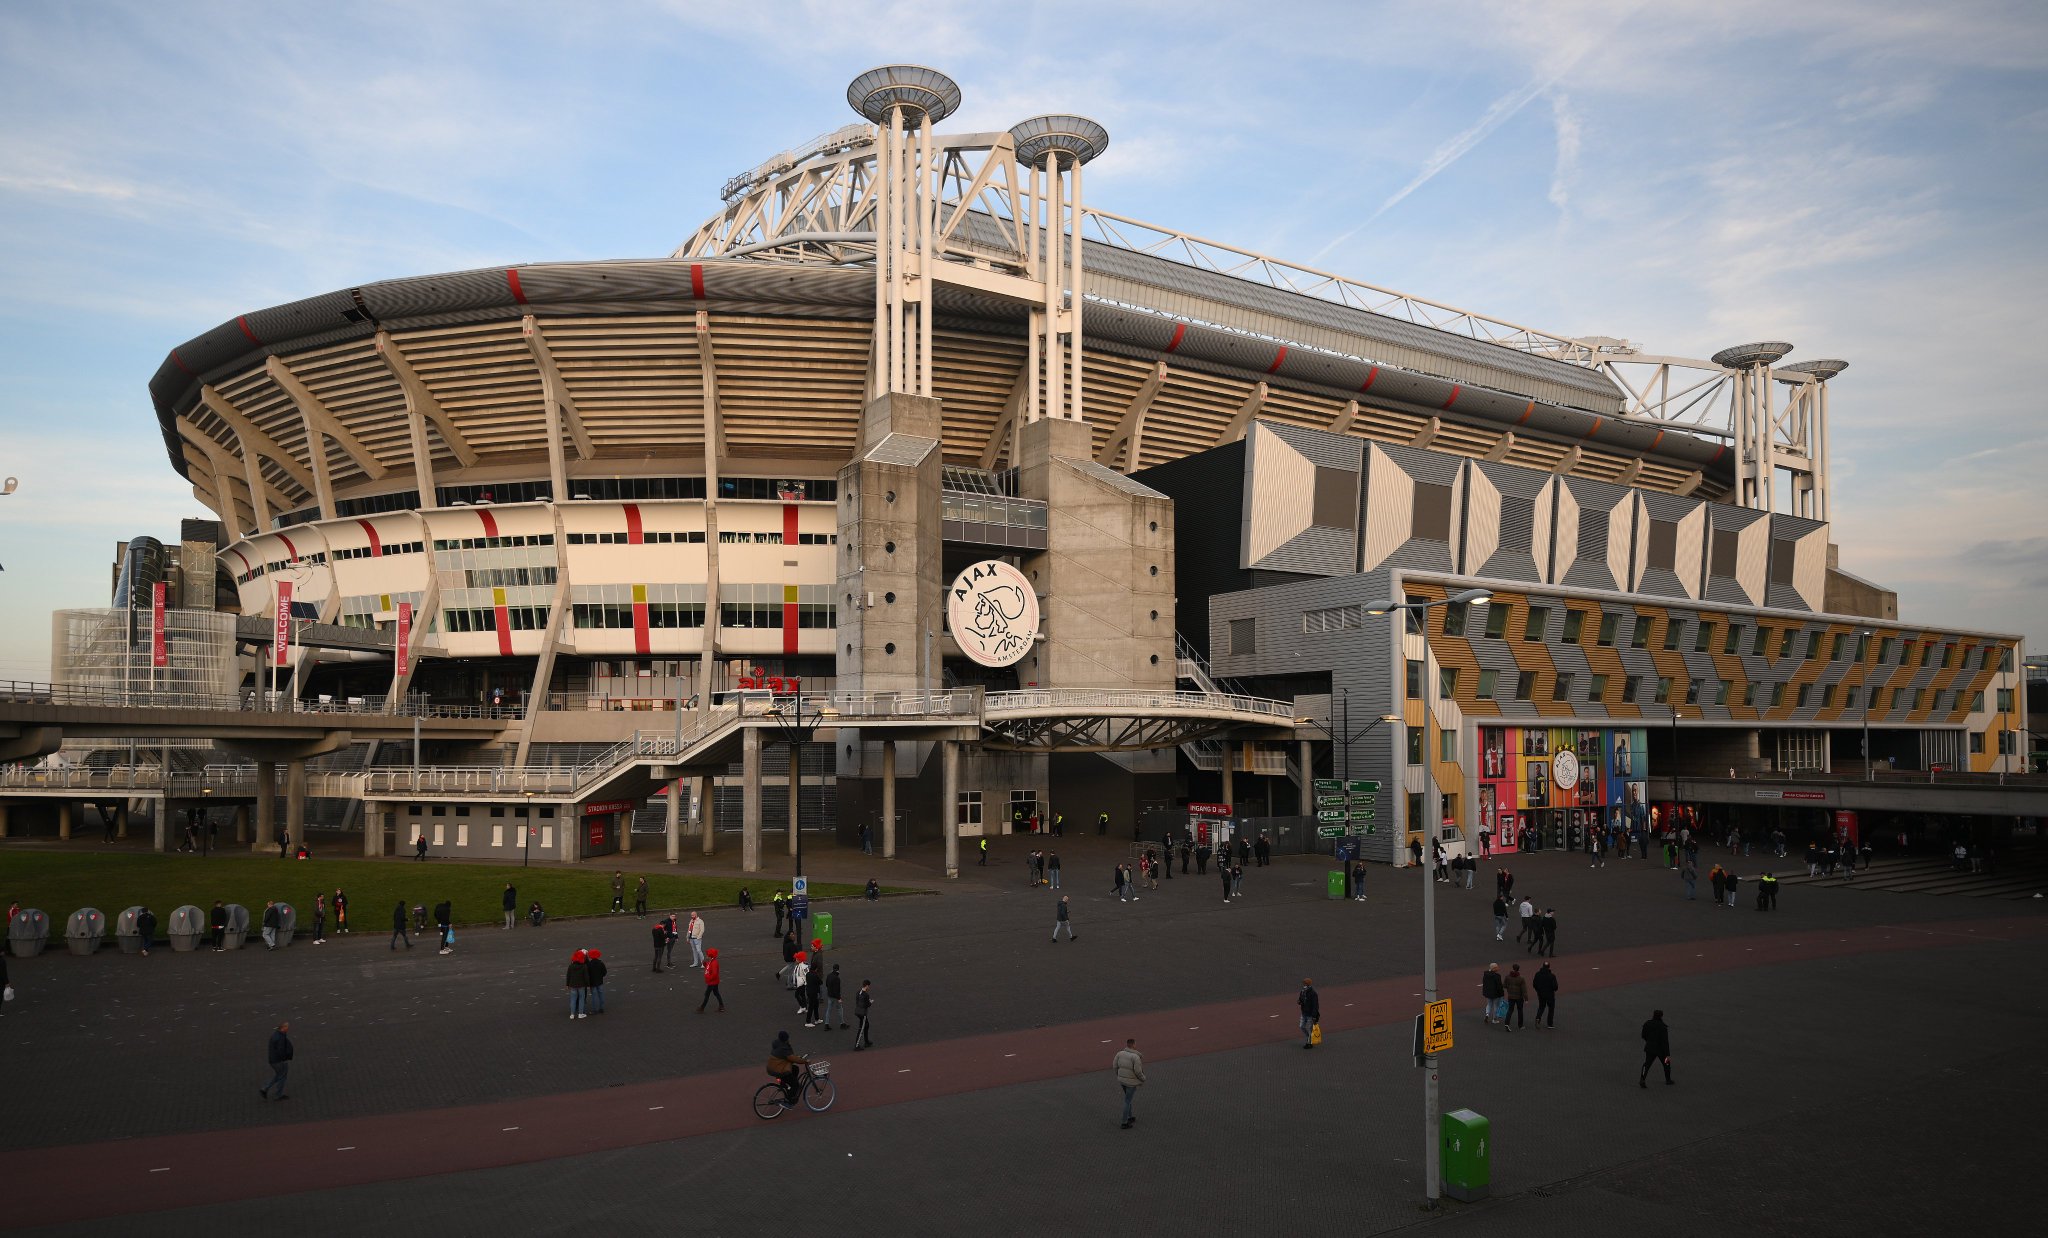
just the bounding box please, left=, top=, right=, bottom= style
left=946, top=559, right=1038, bottom=668
left=1552, top=749, right=1580, bottom=790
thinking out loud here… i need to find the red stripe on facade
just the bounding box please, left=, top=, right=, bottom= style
left=276, top=534, right=299, bottom=562
left=230, top=549, right=251, bottom=575
left=1515, top=401, right=1535, bottom=425
left=170, top=349, right=193, bottom=375
left=1585, top=416, right=1603, bottom=439
left=1650, top=430, right=1665, bottom=451
left=783, top=504, right=799, bottom=547
left=1266, top=346, right=1288, bottom=374
left=477, top=510, right=499, bottom=538
left=623, top=504, right=644, bottom=546
left=1164, top=322, right=1186, bottom=353
left=690, top=264, right=705, bottom=300
left=236, top=315, right=262, bottom=346
left=632, top=600, right=651, bottom=656
left=355, top=519, right=382, bottom=557
left=1359, top=366, right=1380, bottom=393
left=1442, top=385, right=1462, bottom=410
left=506, top=269, right=528, bottom=304
left=495, top=607, right=514, bottom=657
left=1711, top=445, right=1728, bottom=464
left=783, top=603, right=800, bottom=655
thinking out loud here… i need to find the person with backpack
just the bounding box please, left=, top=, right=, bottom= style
left=1297, top=978, right=1321, bottom=1049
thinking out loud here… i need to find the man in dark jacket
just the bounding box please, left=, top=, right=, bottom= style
left=259, top=1022, right=294, bottom=1100
left=1639, top=1010, right=1673, bottom=1087
left=210, top=901, right=228, bottom=952
left=502, top=883, right=517, bottom=930
left=261, top=901, right=281, bottom=950
left=434, top=901, right=453, bottom=954
left=1297, top=978, right=1321, bottom=1048
left=136, top=906, right=158, bottom=958
left=853, top=980, right=875, bottom=1049
left=1481, top=963, right=1505, bottom=1024
left=823, top=964, right=846, bottom=1028
left=652, top=919, right=669, bottom=972
left=1537, top=909, right=1558, bottom=957
left=390, top=900, right=412, bottom=950
left=586, top=949, right=609, bottom=1013
left=1532, top=962, right=1559, bottom=1028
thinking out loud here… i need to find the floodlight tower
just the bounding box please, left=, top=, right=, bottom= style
left=1710, top=341, right=1793, bottom=513
left=1008, top=115, right=1110, bottom=426
left=1775, top=359, right=1847, bottom=521
left=847, top=66, right=962, bottom=400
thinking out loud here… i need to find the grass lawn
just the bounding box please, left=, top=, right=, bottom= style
left=0, top=852, right=884, bottom=939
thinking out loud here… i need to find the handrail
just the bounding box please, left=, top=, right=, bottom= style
left=985, top=688, right=1295, bottom=718
left=0, top=680, right=521, bottom=720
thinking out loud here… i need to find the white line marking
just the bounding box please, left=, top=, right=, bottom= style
left=648, top=1106, right=664, bottom=1111
left=502, top=1126, right=520, bottom=1132
left=1188, top=1026, right=1199, bottom=1031
left=150, top=1167, right=170, bottom=1174
left=336, top=1146, right=355, bottom=1152
left=898, top=1068, right=912, bottom=1073
left=1004, top=1053, right=1016, bottom=1058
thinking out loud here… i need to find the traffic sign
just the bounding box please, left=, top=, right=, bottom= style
left=1312, top=779, right=1342, bottom=795
left=1424, top=999, right=1454, bottom=1054
left=1346, top=779, right=1381, bottom=794
left=1316, top=808, right=1347, bottom=823
left=1316, top=794, right=1347, bottom=808
left=792, top=876, right=809, bottom=897
left=1315, top=825, right=1348, bottom=839
left=1347, top=825, right=1374, bottom=837
left=790, top=894, right=810, bottom=920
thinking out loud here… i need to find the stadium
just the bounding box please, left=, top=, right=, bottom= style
left=35, top=64, right=2023, bottom=868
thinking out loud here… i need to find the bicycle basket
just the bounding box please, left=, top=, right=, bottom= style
left=811, top=1061, right=830, bottom=1078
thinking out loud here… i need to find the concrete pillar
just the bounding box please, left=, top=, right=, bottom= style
left=665, top=779, right=682, bottom=864
left=942, top=739, right=960, bottom=879
left=1298, top=740, right=1313, bottom=809
left=699, top=774, right=717, bottom=856
left=58, top=801, right=72, bottom=840
left=881, top=739, right=897, bottom=859
left=787, top=745, right=801, bottom=858
left=363, top=802, right=383, bottom=857
left=1221, top=743, right=1236, bottom=810
left=284, top=759, right=306, bottom=854
left=233, top=803, right=249, bottom=845
left=742, top=726, right=762, bottom=873
left=618, top=803, right=632, bottom=855
left=148, top=804, right=165, bottom=853
left=253, top=762, right=276, bottom=852
left=116, top=803, right=130, bottom=840
left=0, top=803, right=10, bottom=838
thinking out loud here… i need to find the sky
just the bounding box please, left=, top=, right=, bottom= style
left=2, top=0, right=2044, bottom=679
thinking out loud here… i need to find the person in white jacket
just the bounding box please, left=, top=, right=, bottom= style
left=687, top=911, right=707, bottom=967
left=790, top=955, right=811, bottom=1018
left=1113, top=1038, right=1147, bottom=1129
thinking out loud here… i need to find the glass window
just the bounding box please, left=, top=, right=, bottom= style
left=1484, top=604, right=1509, bottom=640
left=1407, top=792, right=1425, bottom=837
left=1694, top=622, right=1715, bottom=653
left=1752, top=626, right=1769, bottom=656
left=1406, top=659, right=1424, bottom=700
left=1562, top=610, right=1584, bottom=644
left=1911, top=689, right=1926, bottom=710
left=1970, top=731, right=1985, bottom=754
left=1830, top=633, right=1846, bottom=660
left=1405, top=595, right=1427, bottom=635
left=1771, top=682, right=1786, bottom=707
left=1999, top=730, right=2016, bottom=754
left=1685, top=678, right=1702, bottom=705
left=1714, top=679, right=1731, bottom=706
left=1941, top=644, right=1954, bottom=669
left=1597, top=613, right=1619, bottom=647
left=1804, top=631, right=1821, bottom=660
left=1407, top=726, right=1425, bottom=764
left=1664, top=621, right=1684, bottom=651
left=1653, top=676, right=1672, bottom=705
left=1998, top=688, right=2015, bottom=712
left=1879, top=636, right=1896, bottom=662
left=1588, top=673, right=1608, bottom=702
left=1442, top=601, right=1469, bottom=637
left=1439, top=729, right=1457, bottom=762
left=1523, top=606, right=1549, bottom=642
left=1845, top=686, right=1860, bottom=709
left=1797, top=683, right=1811, bottom=708
left=1854, top=633, right=1870, bottom=661
left=1631, top=616, right=1652, bottom=649
left=1740, top=682, right=1755, bottom=707
left=1476, top=669, right=1498, bottom=700
left=1723, top=625, right=1741, bottom=655
left=1439, top=667, right=1460, bottom=699
left=956, top=790, right=983, bottom=827
left=1514, top=672, right=1536, bottom=701
left=1821, top=684, right=1836, bottom=708
left=1551, top=673, right=1575, bottom=701
left=1622, top=675, right=1641, bottom=704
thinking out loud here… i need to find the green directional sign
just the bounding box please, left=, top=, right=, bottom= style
left=1316, top=808, right=1348, bottom=823
left=1315, top=825, right=1349, bottom=839
left=1316, top=794, right=1348, bottom=808
left=1346, top=779, right=1382, bottom=794
left=1348, top=824, right=1375, bottom=837
left=1313, top=779, right=1343, bottom=795
left=1350, top=809, right=1377, bottom=820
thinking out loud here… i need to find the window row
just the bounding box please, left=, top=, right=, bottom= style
left=330, top=541, right=425, bottom=561
left=1464, top=601, right=2007, bottom=672
left=442, top=607, right=551, bottom=633
left=572, top=603, right=705, bottom=630
left=433, top=535, right=554, bottom=551
left=1459, top=667, right=1986, bottom=714
left=567, top=531, right=705, bottom=545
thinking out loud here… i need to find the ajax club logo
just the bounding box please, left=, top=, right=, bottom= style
left=946, top=559, right=1039, bottom=668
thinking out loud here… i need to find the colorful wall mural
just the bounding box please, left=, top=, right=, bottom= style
left=1475, top=726, right=1649, bottom=853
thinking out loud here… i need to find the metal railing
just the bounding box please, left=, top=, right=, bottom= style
left=0, top=680, right=521, bottom=720
left=0, top=762, right=261, bottom=792
left=985, top=688, right=1296, bottom=719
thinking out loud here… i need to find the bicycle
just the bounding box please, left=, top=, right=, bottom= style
left=753, top=1060, right=835, bottom=1119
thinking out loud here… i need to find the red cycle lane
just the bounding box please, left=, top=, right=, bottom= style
left=10, top=913, right=2043, bottom=1229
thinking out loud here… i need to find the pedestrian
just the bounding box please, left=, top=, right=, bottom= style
left=610, top=871, right=625, bottom=913
left=853, top=980, right=875, bottom=1049
left=1353, top=862, right=1368, bottom=902
left=1481, top=963, right=1505, bottom=1024
left=1298, top=978, right=1321, bottom=1049
left=1195, top=843, right=1210, bottom=875
left=1681, top=856, right=1698, bottom=900
left=529, top=901, right=547, bottom=927
left=772, top=889, right=787, bottom=937
left=333, top=889, right=349, bottom=934
left=210, top=900, right=228, bottom=952
left=697, top=947, right=725, bottom=1012
left=1639, top=1010, right=1674, bottom=1087
left=1462, top=855, right=1475, bottom=889
left=389, top=900, right=411, bottom=950
left=1499, top=867, right=1514, bottom=902
left=651, top=918, right=668, bottom=972
left=978, top=836, right=989, bottom=866
left=435, top=900, right=453, bottom=954
left=1118, top=863, right=1137, bottom=903
left=586, top=948, right=608, bottom=1014
left=1048, top=851, right=1062, bottom=890
left=663, top=914, right=680, bottom=968
left=1515, top=897, right=1534, bottom=944
left=1502, top=964, right=1529, bottom=1031
left=1538, top=908, right=1557, bottom=957
left=414, top=834, right=428, bottom=861
left=0, top=949, right=9, bottom=1016
left=794, top=953, right=815, bottom=1025
left=778, top=930, right=799, bottom=987
left=739, top=887, right=754, bottom=912
left=566, top=949, right=590, bottom=1019
left=1409, top=837, right=1423, bottom=867
left=1231, top=861, right=1245, bottom=898
left=1492, top=895, right=1508, bottom=941
left=1709, top=865, right=1726, bottom=906
left=1145, top=851, right=1159, bottom=891
left=1256, top=833, right=1271, bottom=867
left=261, top=900, right=280, bottom=950
left=258, top=1021, right=294, bottom=1101
left=502, top=883, right=517, bottom=930
left=1114, top=1038, right=1147, bottom=1128
left=822, top=963, right=846, bottom=1028
left=137, top=905, right=158, bottom=956
left=1050, top=892, right=1078, bottom=942
left=687, top=911, right=706, bottom=967
left=1723, top=871, right=1739, bottom=909
left=1533, top=961, right=1558, bottom=1028
left=859, top=821, right=873, bottom=855
left=864, top=879, right=880, bottom=901
left=634, top=876, right=649, bottom=917
left=1219, top=858, right=1232, bottom=904
left=1758, top=871, right=1779, bottom=910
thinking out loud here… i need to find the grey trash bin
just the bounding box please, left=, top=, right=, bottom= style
left=65, top=908, right=106, bottom=956
left=116, top=906, right=147, bottom=954
left=8, top=909, right=50, bottom=958
left=275, top=902, right=297, bottom=948
left=168, top=905, right=205, bottom=952
left=220, top=903, right=251, bottom=950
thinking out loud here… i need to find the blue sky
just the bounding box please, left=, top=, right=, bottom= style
left=2, top=0, right=2044, bottom=678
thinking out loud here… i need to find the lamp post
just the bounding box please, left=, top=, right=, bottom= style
left=201, top=786, right=213, bottom=859
left=766, top=690, right=835, bottom=927
left=522, top=791, right=535, bottom=868
left=1858, top=629, right=1875, bottom=781
left=1361, top=586, right=1491, bottom=1211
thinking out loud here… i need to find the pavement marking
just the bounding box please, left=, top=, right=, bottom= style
left=648, top=1106, right=664, bottom=1111
left=897, top=1069, right=911, bottom=1074
left=336, top=1146, right=354, bottom=1152
left=149, top=1167, right=170, bottom=1174
left=502, top=1126, right=520, bottom=1132
left=1004, top=1053, right=1016, bottom=1058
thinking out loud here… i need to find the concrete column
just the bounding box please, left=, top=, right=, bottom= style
left=117, top=803, right=130, bottom=840
left=148, top=804, right=165, bottom=853
left=233, top=803, right=249, bottom=845
left=881, top=739, right=897, bottom=860
left=1298, top=740, right=1313, bottom=809
left=742, top=726, right=762, bottom=873
left=787, top=745, right=801, bottom=858
left=618, top=804, right=632, bottom=855
left=58, top=801, right=72, bottom=840
left=0, top=804, right=10, bottom=838
left=284, top=759, right=306, bottom=853
left=942, top=739, right=960, bottom=879
left=1221, top=743, right=1236, bottom=810
left=363, top=802, right=383, bottom=857
left=253, top=762, right=276, bottom=851
left=699, top=774, right=717, bottom=856
left=665, top=778, right=682, bottom=864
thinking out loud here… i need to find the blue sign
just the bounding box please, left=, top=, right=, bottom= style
left=792, top=876, right=809, bottom=897
left=790, top=894, right=810, bottom=920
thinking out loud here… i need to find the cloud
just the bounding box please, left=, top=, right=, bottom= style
left=1546, top=90, right=1582, bottom=214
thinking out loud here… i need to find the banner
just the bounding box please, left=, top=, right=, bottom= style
left=150, top=582, right=167, bottom=668
left=273, top=580, right=292, bottom=667
left=395, top=601, right=412, bottom=676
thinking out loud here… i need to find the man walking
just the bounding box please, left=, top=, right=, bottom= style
left=651, top=918, right=669, bottom=972
left=1516, top=896, right=1535, bottom=945
left=634, top=876, right=649, bottom=917
left=697, top=948, right=725, bottom=1012
left=1492, top=895, right=1509, bottom=941
left=1048, top=851, right=1062, bottom=890
left=1533, top=961, right=1558, bottom=1028
left=259, top=1021, right=294, bottom=1101
left=822, top=963, right=846, bottom=1028
left=1709, top=864, right=1726, bottom=906
left=1681, top=855, right=1698, bottom=900
left=610, top=871, right=626, bottom=913
left=1052, top=894, right=1076, bottom=942
left=261, top=901, right=280, bottom=950
left=1723, top=870, right=1739, bottom=910
left=1297, top=978, right=1321, bottom=1049
left=1481, top=963, right=1505, bottom=1025
left=434, top=900, right=453, bottom=954
left=502, top=883, right=517, bottom=930
left=1114, top=1038, right=1147, bottom=1129
left=1758, top=871, right=1779, bottom=910
left=1502, top=964, right=1528, bottom=1031
left=389, top=900, right=411, bottom=950
left=772, top=890, right=787, bottom=938
left=853, top=980, right=875, bottom=1049
left=978, top=836, right=989, bottom=866
left=1639, top=1010, right=1674, bottom=1087
left=210, top=900, right=228, bottom=952
left=1097, top=811, right=1109, bottom=836
left=687, top=910, right=706, bottom=966
left=1537, top=908, right=1558, bottom=957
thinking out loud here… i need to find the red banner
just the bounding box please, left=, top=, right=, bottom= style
left=1833, top=809, right=1860, bottom=845
left=273, top=580, right=292, bottom=667
left=1187, top=802, right=1232, bottom=818
left=150, top=582, right=167, bottom=668
left=395, top=601, right=412, bottom=676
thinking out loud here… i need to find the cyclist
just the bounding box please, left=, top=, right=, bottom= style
left=766, top=1030, right=809, bottom=1107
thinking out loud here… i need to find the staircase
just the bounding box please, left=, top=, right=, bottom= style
left=1175, top=633, right=1245, bottom=772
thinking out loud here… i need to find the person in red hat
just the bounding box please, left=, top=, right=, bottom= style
left=698, top=947, right=724, bottom=1012
left=586, top=948, right=609, bottom=1014
left=566, top=950, right=590, bottom=1019
left=804, top=946, right=825, bottom=1027
left=791, top=951, right=812, bottom=1023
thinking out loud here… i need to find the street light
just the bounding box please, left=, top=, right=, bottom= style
left=1357, top=586, right=1490, bottom=1211
left=522, top=791, right=535, bottom=867
left=764, top=690, right=835, bottom=929
left=201, top=786, right=213, bottom=858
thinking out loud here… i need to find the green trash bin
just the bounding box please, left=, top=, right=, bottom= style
left=813, top=912, right=834, bottom=950
left=1327, top=870, right=1346, bottom=900
left=1441, top=1108, right=1490, bottom=1201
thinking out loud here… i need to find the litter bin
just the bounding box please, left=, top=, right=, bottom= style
left=1442, top=1108, right=1491, bottom=1202
left=116, top=906, right=147, bottom=954
left=8, top=909, right=50, bottom=958
left=813, top=912, right=834, bottom=950
left=65, top=908, right=106, bottom=956
left=1327, top=870, right=1347, bottom=900
left=220, top=903, right=251, bottom=950
left=168, top=905, right=206, bottom=952
left=275, top=902, right=298, bottom=947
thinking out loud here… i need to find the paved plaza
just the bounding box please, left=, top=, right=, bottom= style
left=2, top=835, right=2044, bottom=1235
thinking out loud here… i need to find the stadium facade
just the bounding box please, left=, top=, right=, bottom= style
left=114, top=66, right=2023, bottom=865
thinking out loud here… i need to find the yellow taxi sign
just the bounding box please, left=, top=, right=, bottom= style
left=1424, top=998, right=1454, bottom=1054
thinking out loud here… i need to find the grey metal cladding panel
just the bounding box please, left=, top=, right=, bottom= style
left=1638, top=491, right=1700, bottom=523
left=1768, top=511, right=1827, bottom=542
left=1479, top=491, right=1541, bottom=582
left=1562, top=475, right=1629, bottom=511
left=1062, top=456, right=1169, bottom=499
left=1764, top=582, right=1808, bottom=610
left=360, top=266, right=514, bottom=321
left=1562, top=509, right=1616, bottom=590
left=864, top=433, right=937, bottom=467
left=1710, top=506, right=1767, bottom=534
left=240, top=290, right=373, bottom=352
left=1473, top=638, right=1537, bottom=721
left=1635, top=567, right=1690, bottom=601
left=1260, top=526, right=1356, bottom=575
left=1701, top=576, right=1754, bottom=607
left=1478, top=549, right=1542, bottom=584
left=1551, top=643, right=1607, bottom=717
left=1381, top=540, right=1457, bottom=574
left=1381, top=441, right=1465, bottom=487
left=1262, top=419, right=1363, bottom=471
left=1475, top=458, right=1551, bottom=499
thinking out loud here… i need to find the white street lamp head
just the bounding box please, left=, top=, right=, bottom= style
left=1363, top=598, right=1394, bottom=615
left=1449, top=588, right=1491, bottom=606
